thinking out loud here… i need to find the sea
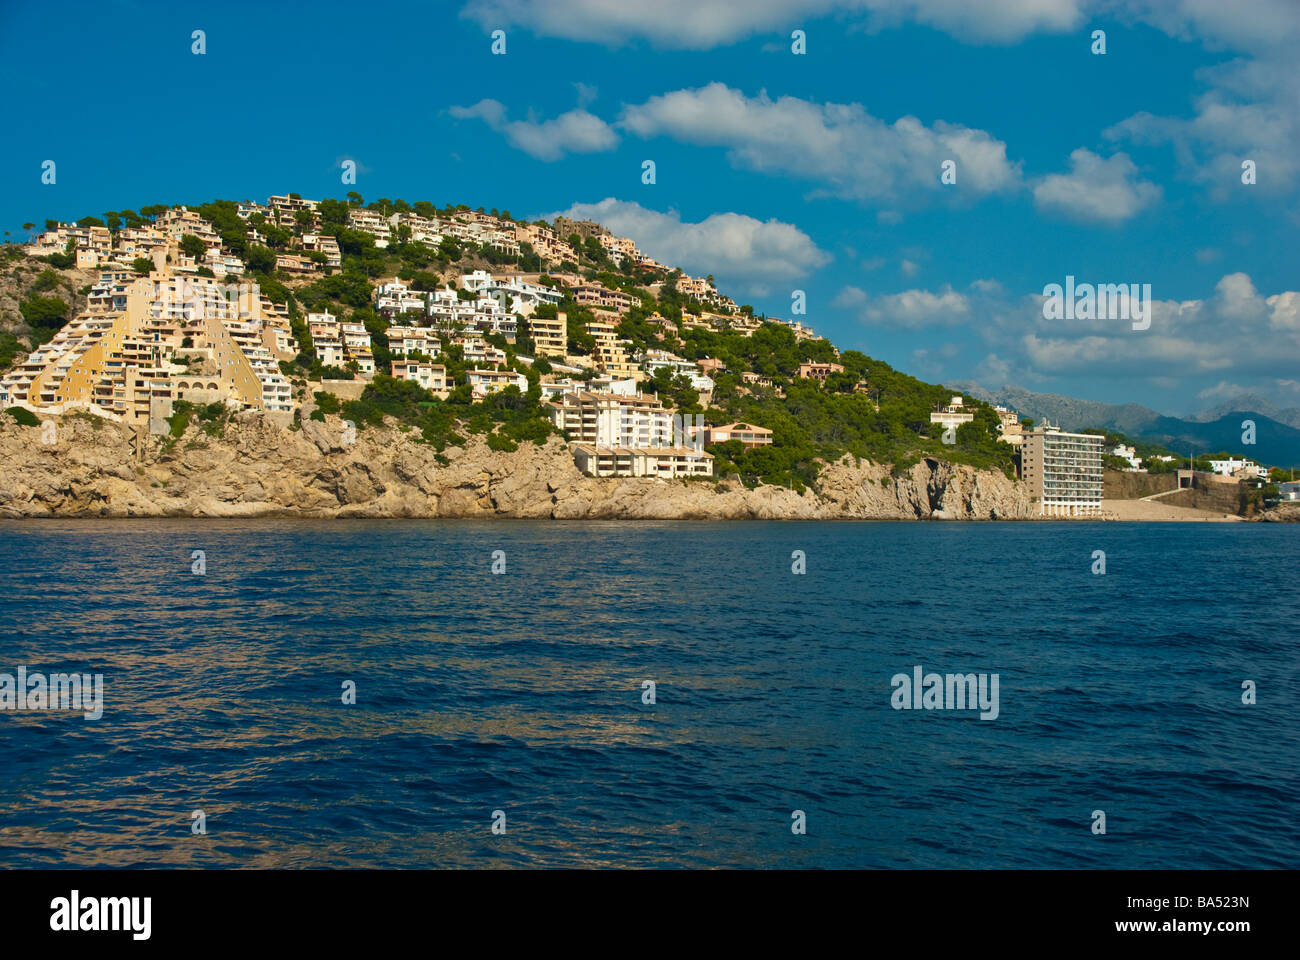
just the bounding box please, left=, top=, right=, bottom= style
left=0, top=519, right=1295, bottom=869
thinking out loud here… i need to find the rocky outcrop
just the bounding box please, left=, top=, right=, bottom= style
left=0, top=411, right=1033, bottom=520
left=1256, top=503, right=1300, bottom=522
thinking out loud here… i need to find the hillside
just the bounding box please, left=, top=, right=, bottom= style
left=2, top=194, right=1020, bottom=491
left=0, top=411, right=1032, bottom=520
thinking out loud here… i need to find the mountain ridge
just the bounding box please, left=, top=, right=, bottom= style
left=951, top=381, right=1300, bottom=466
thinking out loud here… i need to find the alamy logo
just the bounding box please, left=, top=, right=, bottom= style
left=890, top=665, right=999, bottom=720
left=672, top=413, right=706, bottom=458
left=1042, top=275, right=1151, bottom=331
left=50, top=890, right=151, bottom=940
left=0, top=666, right=103, bottom=720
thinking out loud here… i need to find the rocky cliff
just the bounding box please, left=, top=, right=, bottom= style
left=0, top=411, right=1033, bottom=520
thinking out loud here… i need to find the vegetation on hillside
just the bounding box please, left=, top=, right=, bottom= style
left=3, top=193, right=1026, bottom=487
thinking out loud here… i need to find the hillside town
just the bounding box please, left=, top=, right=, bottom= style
left=2, top=196, right=805, bottom=484
left=2, top=193, right=1293, bottom=517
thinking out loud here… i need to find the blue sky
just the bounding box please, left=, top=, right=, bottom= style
left=3, top=0, right=1298, bottom=415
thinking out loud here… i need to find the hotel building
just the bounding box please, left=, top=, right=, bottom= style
left=1019, top=422, right=1104, bottom=517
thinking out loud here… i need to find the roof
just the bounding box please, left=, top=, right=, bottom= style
left=711, top=421, right=772, bottom=434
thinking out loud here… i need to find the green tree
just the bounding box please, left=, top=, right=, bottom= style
left=20, top=295, right=69, bottom=331
left=244, top=245, right=276, bottom=273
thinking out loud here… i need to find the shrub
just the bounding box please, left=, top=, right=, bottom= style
left=4, top=406, right=40, bottom=427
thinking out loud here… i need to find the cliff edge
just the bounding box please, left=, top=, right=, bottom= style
left=0, top=411, right=1032, bottom=520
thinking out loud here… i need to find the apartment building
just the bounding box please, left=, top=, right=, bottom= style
left=299, top=234, right=342, bottom=268
left=114, top=226, right=171, bottom=265
left=641, top=349, right=696, bottom=377
left=27, top=223, right=113, bottom=264
left=386, top=326, right=441, bottom=359
left=205, top=248, right=246, bottom=278
left=993, top=405, right=1024, bottom=446
left=466, top=368, right=527, bottom=398
left=572, top=445, right=713, bottom=479
left=274, top=253, right=321, bottom=275
left=547, top=391, right=675, bottom=448
left=1019, top=423, right=1104, bottom=517
left=155, top=207, right=221, bottom=247
left=268, top=194, right=319, bottom=224
left=572, top=283, right=637, bottom=314
left=727, top=315, right=763, bottom=337
left=587, top=319, right=639, bottom=378
left=2, top=272, right=278, bottom=425
left=527, top=310, right=567, bottom=358
left=375, top=280, right=428, bottom=318
left=458, top=336, right=507, bottom=367
left=347, top=208, right=392, bottom=247
left=598, top=233, right=638, bottom=264
left=340, top=322, right=375, bottom=377
left=392, top=361, right=448, bottom=396
left=546, top=391, right=712, bottom=478
left=703, top=422, right=773, bottom=448
left=514, top=223, right=578, bottom=263
left=777, top=318, right=819, bottom=341
left=461, top=270, right=562, bottom=316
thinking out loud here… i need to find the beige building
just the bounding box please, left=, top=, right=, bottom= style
left=0, top=271, right=285, bottom=425
left=466, top=368, right=527, bottom=398
left=1019, top=423, right=1104, bottom=517
left=994, top=405, right=1023, bottom=446
left=527, top=310, right=567, bottom=358
left=392, top=361, right=448, bottom=396
left=573, top=445, right=713, bottom=479
left=703, top=422, right=773, bottom=448
left=547, top=391, right=712, bottom=478
left=796, top=361, right=844, bottom=381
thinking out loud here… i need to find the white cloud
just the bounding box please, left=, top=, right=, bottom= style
left=839, top=272, right=1300, bottom=406
left=460, top=0, right=1085, bottom=49
left=1032, top=149, right=1161, bottom=224
left=832, top=285, right=868, bottom=308
left=900, top=259, right=919, bottom=277
left=975, top=352, right=1013, bottom=386
left=853, top=285, right=973, bottom=328
left=449, top=99, right=618, bottom=161
left=1103, top=3, right=1300, bottom=197
left=619, top=83, right=1021, bottom=204
left=543, top=198, right=831, bottom=294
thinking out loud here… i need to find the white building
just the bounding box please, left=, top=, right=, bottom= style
left=1110, top=443, right=1143, bottom=471
left=1208, top=456, right=1265, bottom=479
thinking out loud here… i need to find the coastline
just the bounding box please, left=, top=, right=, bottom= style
left=1, top=410, right=1033, bottom=521
left=2, top=412, right=1289, bottom=522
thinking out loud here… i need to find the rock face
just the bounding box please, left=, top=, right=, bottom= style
left=1257, top=503, right=1300, bottom=522
left=0, top=412, right=1034, bottom=520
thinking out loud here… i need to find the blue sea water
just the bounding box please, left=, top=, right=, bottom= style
left=0, top=519, right=1295, bottom=869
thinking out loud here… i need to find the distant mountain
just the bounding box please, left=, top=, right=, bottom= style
left=948, top=382, right=1162, bottom=434
left=951, top=381, right=1300, bottom=467
left=1186, top=393, right=1300, bottom=430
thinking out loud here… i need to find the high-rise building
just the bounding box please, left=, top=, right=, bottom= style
left=1019, top=422, right=1104, bottom=517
